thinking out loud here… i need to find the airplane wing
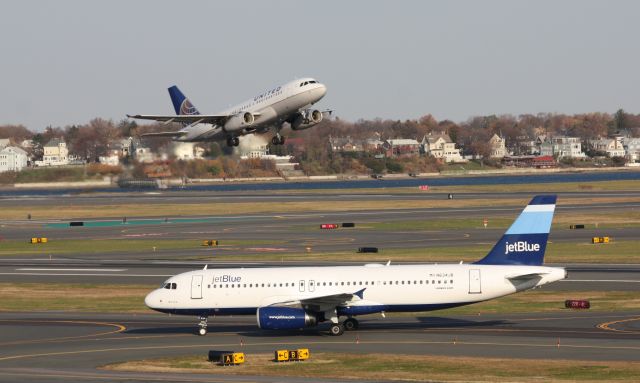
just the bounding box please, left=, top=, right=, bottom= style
left=127, top=114, right=229, bottom=125
left=266, top=288, right=366, bottom=312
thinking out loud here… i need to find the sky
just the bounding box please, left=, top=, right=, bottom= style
left=1, top=0, right=639, bottom=131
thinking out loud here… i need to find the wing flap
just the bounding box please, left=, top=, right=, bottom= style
left=266, top=288, right=366, bottom=311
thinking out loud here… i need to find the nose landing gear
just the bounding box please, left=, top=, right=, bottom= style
left=271, top=134, right=285, bottom=145
left=226, top=137, right=240, bottom=147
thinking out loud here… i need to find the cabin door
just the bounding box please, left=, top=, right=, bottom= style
left=191, top=275, right=203, bottom=299
left=469, top=269, right=481, bottom=294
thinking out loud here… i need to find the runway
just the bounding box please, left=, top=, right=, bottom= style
left=1, top=190, right=639, bottom=382
left=0, top=310, right=639, bottom=382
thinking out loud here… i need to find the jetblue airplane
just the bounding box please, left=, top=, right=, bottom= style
left=145, top=195, right=566, bottom=336
left=127, top=78, right=330, bottom=147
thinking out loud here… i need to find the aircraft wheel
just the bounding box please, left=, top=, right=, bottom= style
left=278, top=136, right=286, bottom=145
left=343, top=317, right=359, bottom=331
left=198, top=327, right=207, bottom=336
left=232, top=137, right=240, bottom=146
left=271, top=136, right=280, bottom=145
left=226, top=137, right=234, bottom=147
left=329, top=323, right=344, bottom=336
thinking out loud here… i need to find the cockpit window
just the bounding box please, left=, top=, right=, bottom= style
left=309, top=80, right=316, bottom=84
left=171, top=283, right=177, bottom=289
left=163, top=283, right=170, bottom=289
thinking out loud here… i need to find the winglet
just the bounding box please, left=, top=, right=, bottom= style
left=354, top=288, right=366, bottom=299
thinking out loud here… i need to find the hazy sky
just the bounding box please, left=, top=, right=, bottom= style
left=1, top=1, right=639, bottom=130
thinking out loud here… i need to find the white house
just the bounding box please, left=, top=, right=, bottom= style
left=0, top=146, right=28, bottom=172
left=422, top=133, right=465, bottom=163
left=623, top=137, right=640, bottom=162
left=488, top=134, right=508, bottom=158
left=551, top=136, right=586, bottom=158
left=590, top=137, right=626, bottom=158
left=35, top=138, right=69, bottom=166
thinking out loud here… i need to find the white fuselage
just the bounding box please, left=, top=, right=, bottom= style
left=145, top=263, right=566, bottom=316
left=179, top=78, right=327, bottom=142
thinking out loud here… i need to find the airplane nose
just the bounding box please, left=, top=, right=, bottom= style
left=144, top=290, right=157, bottom=308
left=317, top=84, right=327, bottom=98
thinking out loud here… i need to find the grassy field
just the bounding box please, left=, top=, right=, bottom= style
left=104, top=352, right=640, bottom=382
left=0, top=283, right=637, bottom=314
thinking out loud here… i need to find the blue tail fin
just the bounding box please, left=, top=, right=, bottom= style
left=168, top=85, right=200, bottom=116
left=475, top=195, right=556, bottom=266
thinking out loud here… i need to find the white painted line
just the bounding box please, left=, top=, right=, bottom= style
left=16, top=268, right=126, bottom=272
left=0, top=273, right=171, bottom=277
left=562, top=279, right=640, bottom=283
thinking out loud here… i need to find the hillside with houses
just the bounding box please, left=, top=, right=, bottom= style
left=1, top=110, right=640, bottom=184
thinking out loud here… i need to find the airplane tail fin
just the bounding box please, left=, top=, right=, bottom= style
left=168, top=86, right=200, bottom=116
left=475, top=195, right=556, bottom=266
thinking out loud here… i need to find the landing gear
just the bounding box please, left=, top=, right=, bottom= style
left=343, top=317, right=359, bottom=331
left=197, top=315, right=208, bottom=336
left=226, top=137, right=240, bottom=147
left=329, top=323, right=345, bottom=336
left=271, top=134, right=285, bottom=145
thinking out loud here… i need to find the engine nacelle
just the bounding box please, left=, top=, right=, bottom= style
left=257, top=307, right=318, bottom=330
left=224, top=112, right=255, bottom=132
left=291, top=109, right=323, bottom=131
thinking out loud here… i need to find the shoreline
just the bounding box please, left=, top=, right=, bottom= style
left=2, top=166, right=639, bottom=190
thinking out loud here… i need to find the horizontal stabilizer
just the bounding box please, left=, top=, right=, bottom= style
left=141, top=131, right=186, bottom=138
left=506, top=272, right=549, bottom=282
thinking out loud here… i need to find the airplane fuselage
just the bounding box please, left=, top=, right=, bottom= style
left=145, top=264, right=566, bottom=317
left=176, top=78, right=326, bottom=142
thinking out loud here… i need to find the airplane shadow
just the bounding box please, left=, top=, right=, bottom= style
left=124, top=317, right=510, bottom=337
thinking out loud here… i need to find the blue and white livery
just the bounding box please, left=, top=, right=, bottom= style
left=145, top=195, right=566, bottom=336
left=128, top=78, right=330, bottom=147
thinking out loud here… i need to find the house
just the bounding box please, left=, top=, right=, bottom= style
left=421, top=132, right=465, bottom=163
left=488, top=134, right=507, bottom=158
left=623, top=137, right=640, bottom=162
left=35, top=138, right=69, bottom=166
left=503, top=155, right=557, bottom=168
left=590, top=137, right=626, bottom=158
left=0, top=139, right=9, bottom=149
left=329, top=136, right=364, bottom=152
left=384, top=138, right=421, bottom=157
left=0, top=146, right=28, bottom=172
left=551, top=136, right=586, bottom=158
left=171, top=142, right=206, bottom=160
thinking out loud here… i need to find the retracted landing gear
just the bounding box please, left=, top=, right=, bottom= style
left=343, top=317, right=359, bottom=331
left=271, top=134, right=285, bottom=145
left=198, top=315, right=208, bottom=336
left=226, top=137, right=240, bottom=147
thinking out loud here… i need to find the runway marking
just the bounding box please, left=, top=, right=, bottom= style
left=16, top=268, right=126, bottom=272
left=561, top=279, right=640, bottom=283
left=0, top=273, right=173, bottom=277
left=0, top=320, right=126, bottom=347
left=597, top=317, right=640, bottom=333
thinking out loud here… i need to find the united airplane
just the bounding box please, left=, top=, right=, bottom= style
left=127, top=78, right=330, bottom=147
left=145, top=195, right=566, bottom=336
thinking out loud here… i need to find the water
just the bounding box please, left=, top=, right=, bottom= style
left=1, top=170, right=639, bottom=197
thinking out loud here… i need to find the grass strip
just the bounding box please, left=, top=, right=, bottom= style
left=103, top=352, right=640, bottom=382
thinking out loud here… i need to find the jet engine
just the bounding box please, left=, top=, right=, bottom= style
left=290, top=109, right=323, bottom=131
left=224, top=111, right=255, bottom=132
left=257, top=307, right=318, bottom=330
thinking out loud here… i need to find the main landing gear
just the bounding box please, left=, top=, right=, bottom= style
left=197, top=315, right=208, bottom=336
left=226, top=137, right=240, bottom=147
left=271, top=134, right=285, bottom=145
left=328, top=317, right=359, bottom=336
